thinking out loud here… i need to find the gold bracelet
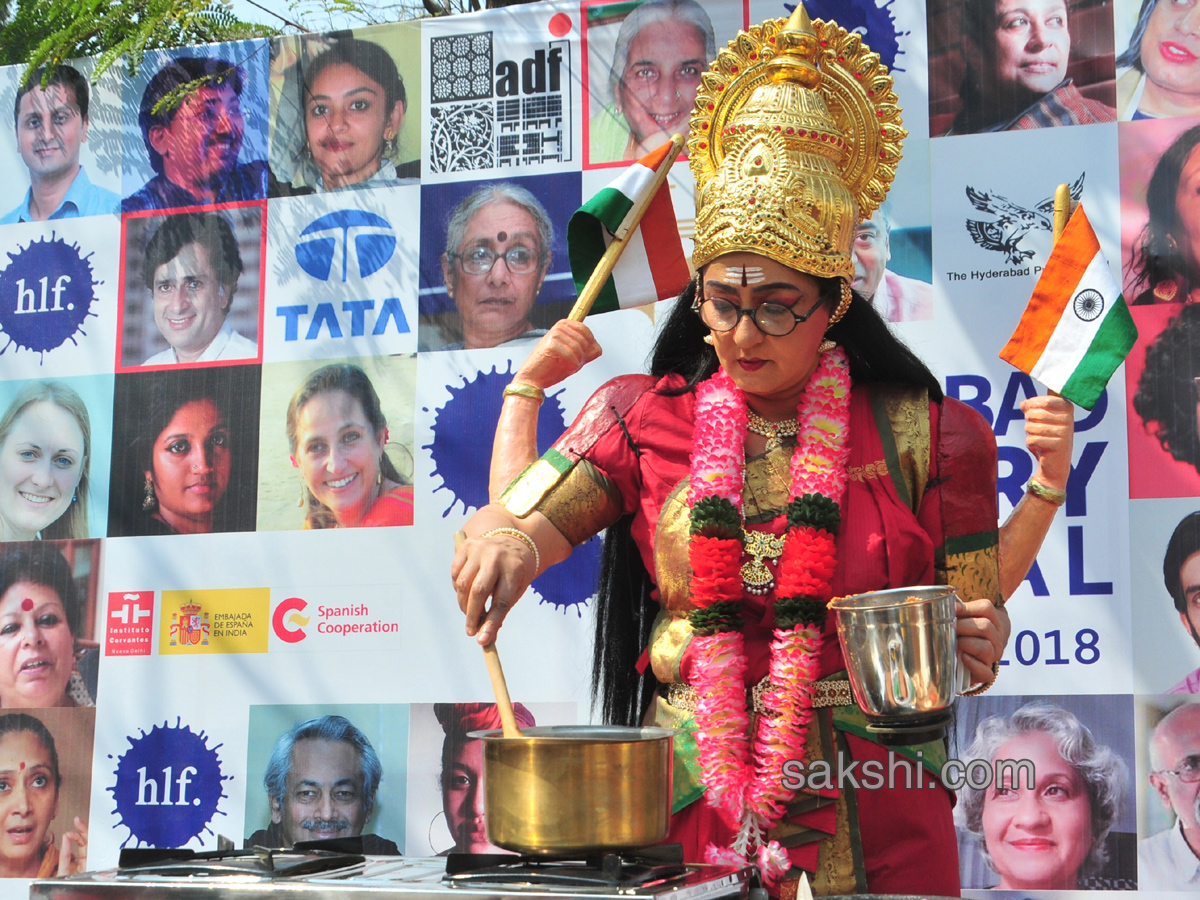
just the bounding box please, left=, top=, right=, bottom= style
left=480, top=527, right=540, bottom=574
left=963, top=661, right=1001, bottom=697
left=503, top=382, right=545, bottom=404
left=1026, top=479, right=1066, bottom=506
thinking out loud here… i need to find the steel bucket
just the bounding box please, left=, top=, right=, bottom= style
left=470, top=725, right=674, bottom=855
left=827, top=586, right=959, bottom=743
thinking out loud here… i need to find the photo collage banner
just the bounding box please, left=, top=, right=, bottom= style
left=0, top=0, right=1193, bottom=893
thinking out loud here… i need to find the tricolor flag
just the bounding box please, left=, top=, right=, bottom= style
left=999, top=205, right=1137, bottom=411
left=568, top=140, right=691, bottom=314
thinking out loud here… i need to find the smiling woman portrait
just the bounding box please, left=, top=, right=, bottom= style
left=1118, top=0, right=1200, bottom=119
left=108, top=368, right=261, bottom=537
left=0, top=384, right=90, bottom=543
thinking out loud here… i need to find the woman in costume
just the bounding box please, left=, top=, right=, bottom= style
left=1117, top=0, right=1200, bottom=120
left=0, top=383, right=91, bottom=543
left=432, top=703, right=535, bottom=854
left=455, top=7, right=1071, bottom=893
left=288, top=364, right=413, bottom=529
left=958, top=702, right=1129, bottom=890
left=0, top=713, right=86, bottom=877
left=590, top=0, right=716, bottom=163
left=1129, top=124, right=1200, bottom=304
left=0, top=544, right=93, bottom=708
left=270, top=37, right=414, bottom=195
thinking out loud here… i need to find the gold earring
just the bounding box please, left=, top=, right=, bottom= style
left=818, top=339, right=836, bottom=353
left=703, top=334, right=715, bottom=345
left=142, top=474, right=157, bottom=513
left=827, top=280, right=853, bottom=326
left=297, top=483, right=307, bottom=508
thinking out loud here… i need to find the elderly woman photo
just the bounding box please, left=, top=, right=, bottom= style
left=0, top=713, right=87, bottom=878
left=270, top=36, right=416, bottom=195
left=588, top=0, right=716, bottom=163
left=0, top=384, right=90, bottom=543
left=940, top=0, right=1116, bottom=134
left=0, top=544, right=94, bottom=709
left=958, top=701, right=1131, bottom=890
left=1118, top=0, right=1200, bottom=119
left=108, top=368, right=260, bottom=536
left=287, top=364, right=413, bottom=529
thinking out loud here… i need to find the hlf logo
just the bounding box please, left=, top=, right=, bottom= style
left=295, top=210, right=396, bottom=282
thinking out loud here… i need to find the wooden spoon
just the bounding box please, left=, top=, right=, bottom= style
left=456, top=530, right=523, bottom=738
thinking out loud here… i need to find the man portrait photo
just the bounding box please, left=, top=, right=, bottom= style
left=851, top=203, right=932, bottom=323
left=123, top=55, right=268, bottom=212
left=1140, top=701, right=1200, bottom=890
left=1160, top=512, right=1200, bottom=694
left=246, top=714, right=399, bottom=852
left=128, top=211, right=259, bottom=366
left=1, top=64, right=119, bottom=223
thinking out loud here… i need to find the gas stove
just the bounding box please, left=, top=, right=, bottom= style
left=32, top=847, right=753, bottom=900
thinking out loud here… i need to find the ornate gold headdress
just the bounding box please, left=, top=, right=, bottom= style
left=688, top=3, right=905, bottom=285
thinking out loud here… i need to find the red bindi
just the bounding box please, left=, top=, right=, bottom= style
left=18, top=762, right=24, bottom=771
left=20, top=599, right=32, bottom=612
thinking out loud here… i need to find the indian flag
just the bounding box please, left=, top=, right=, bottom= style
left=999, top=205, right=1137, bottom=411
left=568, top=139, right=691, bottom=314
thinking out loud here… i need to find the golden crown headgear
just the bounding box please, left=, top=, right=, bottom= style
left=688, top=3, right=905, bottom=315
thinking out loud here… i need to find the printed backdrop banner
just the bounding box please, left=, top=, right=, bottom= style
left=0, top=0, right=1189, bottom=895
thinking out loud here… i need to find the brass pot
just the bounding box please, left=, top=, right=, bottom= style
left=470, top=725, right=674, bottom=855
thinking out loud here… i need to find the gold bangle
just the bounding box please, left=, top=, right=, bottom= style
left=480, top=527, right=540, bottom=574
left=1027, top=479, right=1066, bottom=506
left=963, top=661, right=1001, bottom=697
left=503, top=382, right=545, bottom=404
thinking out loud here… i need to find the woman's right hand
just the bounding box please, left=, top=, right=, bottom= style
left=513, top=320, right=602, bottom=391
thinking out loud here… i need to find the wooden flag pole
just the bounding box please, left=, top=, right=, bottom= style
left=1049, top=182, right=1073, bottom=403
left=566, top=133, right=687, bottom=323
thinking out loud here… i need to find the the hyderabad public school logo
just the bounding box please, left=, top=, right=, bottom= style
left=294, top=210, right=396, bottom=282
left=965, top=173, right=1084, bottom=265
left=272, top=596, right=309, bottom=643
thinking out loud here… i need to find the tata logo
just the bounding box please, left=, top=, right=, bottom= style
left=272, top=596, right=309, bottom=643
left=295, top=210, right=396, bottom=282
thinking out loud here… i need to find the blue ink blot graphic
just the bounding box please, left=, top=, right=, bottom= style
left=0, top=233, right=99, bottom=359
left=425, top=364, right=602, bottom=613
left=791, top=0, right=906, bottom=71
left=108, top=718, right=230, bottom=848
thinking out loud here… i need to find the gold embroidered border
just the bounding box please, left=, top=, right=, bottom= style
left=846, top=459, right=888, bottom=482
left=535, top=460, right=623, bottom=546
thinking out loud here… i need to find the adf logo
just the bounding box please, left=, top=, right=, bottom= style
left=272, top=596, right=309, bottom=643
left=159, top=588, right=270, bottom=655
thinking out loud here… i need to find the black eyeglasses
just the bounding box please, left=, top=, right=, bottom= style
left=1156, top=754, right=1200, bottom=783
left=451, top=245, right=539, bottom=276
left=693, top=294, right=827, bottom=337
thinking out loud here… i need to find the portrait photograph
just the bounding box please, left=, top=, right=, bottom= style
left=119, top=40, right=270, bottom=212
left=107, top=366, right=262, bottom=537
left=245, top=703, right=408, bottom=853
left=256, top=354, right=416, bottom=532
left=268, top=21, right=422, bottom=196
left=404, top=702, right=577, bottom=856
left=0, top=707, right=93, bottom=878
left=0, top=58, right=121, bottom=223
left=417, top=171, right=581, bottom=352
left=1115, top=0, right=1200, bottom=121
left=0, top=540, right=100, bottom=711
left=0, top=375, right=112, bottom=541
left=1136, top=696, right=1200, bottom=890
left=928, top=0, right=1118, bottom=136
left=1131, top=499, right=1200, bottom=693
left=954, top=693, right=1138, bottom=891
left=583, top=0, right=742, bottom=167
left=119, top=204, right=264, bottom=370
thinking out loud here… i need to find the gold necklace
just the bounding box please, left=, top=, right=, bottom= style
left=746, top=410, right=800, bottom=452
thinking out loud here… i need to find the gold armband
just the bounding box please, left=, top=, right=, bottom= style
left=1027, top=479, right=1066, bottom=506
left=503, top=382, right=545, bottom=404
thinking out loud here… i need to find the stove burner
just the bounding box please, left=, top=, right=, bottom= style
left=444, top=845, right=693, bottom=891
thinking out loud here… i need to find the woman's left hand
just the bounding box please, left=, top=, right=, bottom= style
left=955, top=598, right=1010, bottom=687
left=57, top=817, right=87, bottom=877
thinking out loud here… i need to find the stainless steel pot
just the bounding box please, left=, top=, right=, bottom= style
left=470, top=725, right=674, bottom=855
left=827, top=586, right=960, bottom=741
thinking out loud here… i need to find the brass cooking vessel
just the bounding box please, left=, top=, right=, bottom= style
left=470, top=725, right=674, bottom=855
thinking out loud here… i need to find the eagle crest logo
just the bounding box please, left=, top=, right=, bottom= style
left=965, top=174, right=1085, bottom=265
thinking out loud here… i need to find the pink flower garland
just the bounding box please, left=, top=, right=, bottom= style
left=687, top=348, right=852, bottom=879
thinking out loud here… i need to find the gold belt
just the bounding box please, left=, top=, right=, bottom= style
left=665, top=676, right=853, bottom=716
